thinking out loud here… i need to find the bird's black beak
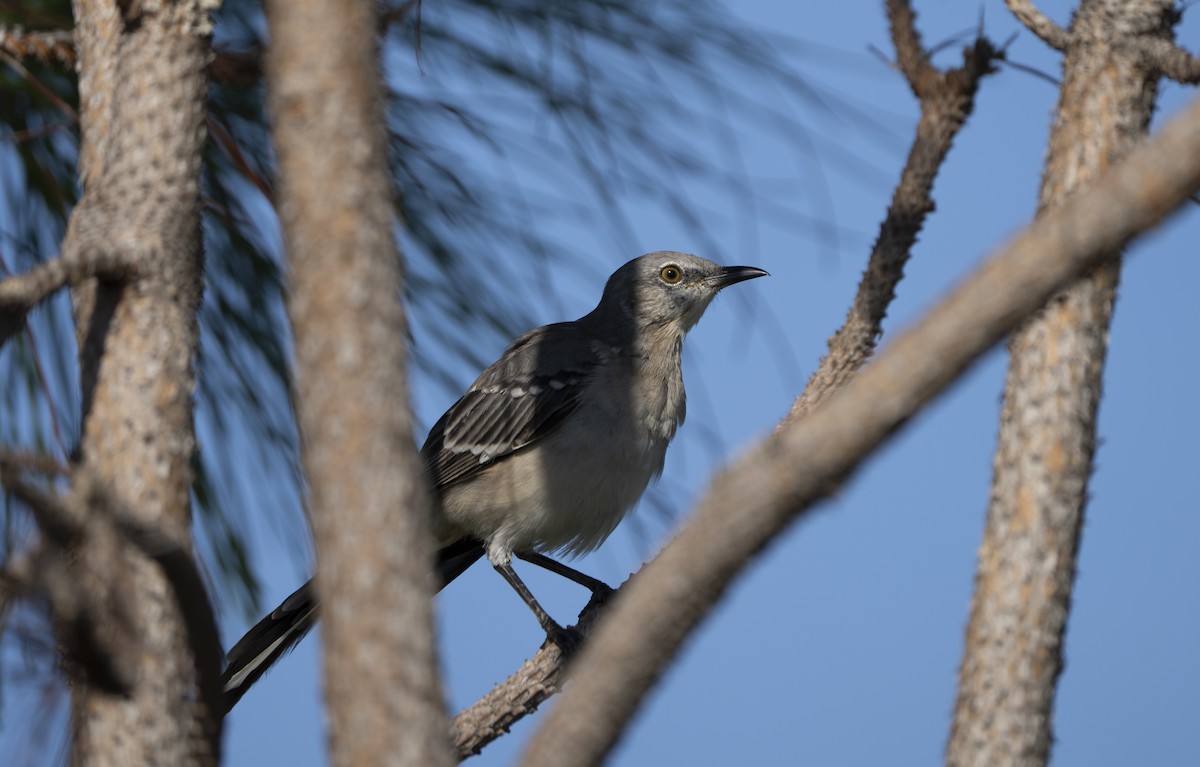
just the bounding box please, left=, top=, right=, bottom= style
left=712, top=265, right=769, bottom=289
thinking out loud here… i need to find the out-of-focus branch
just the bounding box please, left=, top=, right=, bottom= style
left=1005, top=0, right=1071, bottom=51
left=0, top=27, right=74, bottom=66
left=0, top=456, right=80, bottom=544
left=0, top=456, right=224, bottom=715
left=36, top=0, right=217, bottom=760
left=517, top=93, right=1200, bottom=767
left=1, top=25, right=264, bottom=87
left=0, top=449, right=68, bottom=476
left=0, top=465, right=135, bottom=696
left=0, top=46, right=78, bottom=119
left=263, top=0, right=453, bottom=764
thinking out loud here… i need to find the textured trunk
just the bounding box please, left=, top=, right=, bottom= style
left=947, top=3, right=1175, bottom=766
left=65, top=0, right=219, bottom=765
left=263, top=0, right=454, bottom=764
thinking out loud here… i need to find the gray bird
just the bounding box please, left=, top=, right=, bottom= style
left=221, top=251, right=767, bottom=710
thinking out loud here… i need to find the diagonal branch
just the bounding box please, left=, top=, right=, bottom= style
left=0, top=456, right=225, bottom=735
left=1005, top=0, right=1071, bottom=51
left=517, top=93, right=1200, bottom=767
left=451, top=593, right=608, bottom=759
left=0, top=465, right=135, bottom=695
left=449, top=14, right=1001, bottom=756
left=0, top=456, right=81, bottom=544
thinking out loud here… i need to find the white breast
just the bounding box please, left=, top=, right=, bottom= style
left=438, top=352, right=681, bottom=564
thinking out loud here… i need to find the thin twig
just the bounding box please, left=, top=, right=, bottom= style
left=0, top=47, right=78, bottom=119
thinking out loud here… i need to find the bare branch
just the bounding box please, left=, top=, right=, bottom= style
left=0, top=470, right=136, bottom=695
left=0, top=459, right=226, bottom=735
left=0, top=460, right=81, bottom=544
left=0, top=26, right=74, bottom=66
left=1005, top=0, right=1071, bottom=51
left=789, top=31, right=998, bottom=422
left=453, top=645, right=571, bottom=759
left=0, top=254, right=134, bottom=349
left=0, top=259, right=71, bottom=347
left=36, top=546, right=139, bottom=696
left=517, top=95, right=1200, bottom=767
left=449, top=24, right=1001, bottom=750
left=1137, top=36, right=1200, bottom=83
left=451, top=593, right=608, bottom=759
left=0, top=46, right=78, bottom=120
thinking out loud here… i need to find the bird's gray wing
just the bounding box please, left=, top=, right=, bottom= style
left=421, top=322, right=604, bottom=491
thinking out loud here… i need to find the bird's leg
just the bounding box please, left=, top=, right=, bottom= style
left=493, top=561, right=579, bottom=650
left=517, top=552, right=614, bottom=599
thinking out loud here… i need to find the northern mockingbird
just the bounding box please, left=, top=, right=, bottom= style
left=221, top=251, right=767, bottom=709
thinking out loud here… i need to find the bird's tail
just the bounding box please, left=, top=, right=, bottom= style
left=220, top=538, right=485, bottom=713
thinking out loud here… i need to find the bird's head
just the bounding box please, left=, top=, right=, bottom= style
left=587, top=252, right=768, bottom=341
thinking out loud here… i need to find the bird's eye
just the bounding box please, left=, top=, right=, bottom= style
left=659, top=265, right=683, bottom=284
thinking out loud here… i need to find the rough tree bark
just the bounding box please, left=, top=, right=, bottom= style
left=948, top=3, right=1182, bottom=765
left=263, top=1, right=454, bottom=765
left=62, top=0, right=222, bottom=764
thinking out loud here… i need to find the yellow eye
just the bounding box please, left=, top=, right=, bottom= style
left=660, top=265, right=683, bottom=284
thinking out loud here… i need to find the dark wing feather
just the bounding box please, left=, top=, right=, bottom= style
left=222, top=324, right=600, bottom=712
left=221, top=540, right=486, bottom=711
left=420, top=322, right=602, bottom=491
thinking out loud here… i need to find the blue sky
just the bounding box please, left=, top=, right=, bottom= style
left=215, top=1, right=1197, bottom=765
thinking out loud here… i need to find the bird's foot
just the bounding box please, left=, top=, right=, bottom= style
left=584, top=582, right=614, bottom=611
left=542, top=621, right=585, bottom=657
